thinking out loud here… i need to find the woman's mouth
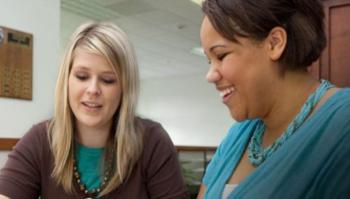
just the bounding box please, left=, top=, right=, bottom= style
left=219, top=87, right=235, bottom=103
left=82, top=102, right=103, bottom=111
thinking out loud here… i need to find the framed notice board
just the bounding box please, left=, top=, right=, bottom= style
left=0, top=26, right=32, bottom=100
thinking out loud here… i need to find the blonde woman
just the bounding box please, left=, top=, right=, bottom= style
left=0, top=22, right=188, bottom=198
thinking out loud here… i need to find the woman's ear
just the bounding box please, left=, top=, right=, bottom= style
left=266, top=27, right=287, bottom=61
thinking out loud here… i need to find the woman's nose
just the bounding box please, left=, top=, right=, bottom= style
left=86, top=79, right=101, bottom=95
left=206, top=66, right=221, bottom=83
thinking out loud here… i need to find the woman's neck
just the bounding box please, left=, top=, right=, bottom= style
left=261, top=71, right=319, bottom=146
left=75, top=122, right=112, bottom=148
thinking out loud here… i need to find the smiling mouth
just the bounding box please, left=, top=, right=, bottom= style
left=219, top=87, right=235, bottom=103
left=82, top=102, right=103, bottom=110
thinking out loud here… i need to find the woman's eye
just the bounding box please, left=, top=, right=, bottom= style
left=75, top=74, right=88, bottom=81
left=101, top=78, right=116, bottom=84
left=217, top=53, right=228, bottom=61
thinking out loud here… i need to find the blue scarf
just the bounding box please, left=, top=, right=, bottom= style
left=203, top=88, right=350, bottom=198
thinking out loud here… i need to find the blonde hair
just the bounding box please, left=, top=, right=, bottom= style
left=49, top=22, right=143, bottom=196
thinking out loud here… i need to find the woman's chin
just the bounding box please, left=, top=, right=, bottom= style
left=76, top=116, right=103, bottom=128
left=229, top=110, right=246, bottom=122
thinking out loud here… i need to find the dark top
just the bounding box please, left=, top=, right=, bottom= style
left=0, top=118, right=189, bottom=199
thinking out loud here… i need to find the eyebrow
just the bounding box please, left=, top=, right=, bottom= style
left=73, top=66, right=116, bottom=75
left=209, top=44, right=227, bottom=53
left=101, top=72, right=116, bottom=76
left=73, top=66, right=89, bottom=70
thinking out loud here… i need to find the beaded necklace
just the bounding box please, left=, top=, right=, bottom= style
left=248, top=80, right=334, bottom=167
left=73, top=159, right=112, bottom=198
left=73, top=150, right=114, bottom=198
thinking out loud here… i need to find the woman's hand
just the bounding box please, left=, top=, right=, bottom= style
left=0, top=194, right=10, bottom=199
left=197, top=184, right=206, bottom=199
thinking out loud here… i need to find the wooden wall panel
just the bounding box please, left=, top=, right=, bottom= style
left=321, top=0, right=350, bottom=87
left=328, top=2, right=350, bottom=87
left=0, top=138, right=19, bottom=150
left=0, top=26, right=33, bottom=100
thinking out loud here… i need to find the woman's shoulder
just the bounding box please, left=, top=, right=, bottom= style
left=136, top=117, right=177, bottom=166
left=329, top=88, right=350, bottom=105
left=137, top=117, right=162, bottom=129
left=26, top=120, right=50, bottom=138
left=334, top=88, right=350, bottom=114
left=319, top=88, right=350, bottom=118
left=137, top=117, right=171, bottom=143
left=31, top=120, right=50, bottom=133
left=14, top=120, right=51, bottom=151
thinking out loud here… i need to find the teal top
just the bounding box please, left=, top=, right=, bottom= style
left=75, top=142, right=104, bottom=191
left=203, top=88, right=350, bottom=198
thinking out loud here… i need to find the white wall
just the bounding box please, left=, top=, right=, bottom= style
left=60, top=9, right=90, bottom=54
left=0, top=0, right=60, bottom=138
left=0, top=0, right=60, bottom=166
left=138, top=75, right=235, bottom=146
left=0, top=152, right=8, bottom=169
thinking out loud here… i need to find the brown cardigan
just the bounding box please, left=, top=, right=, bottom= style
left=0, top=119, right=189, bottom=199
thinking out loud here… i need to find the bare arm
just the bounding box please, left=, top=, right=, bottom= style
left=196, top=184, right=206, bottom=199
